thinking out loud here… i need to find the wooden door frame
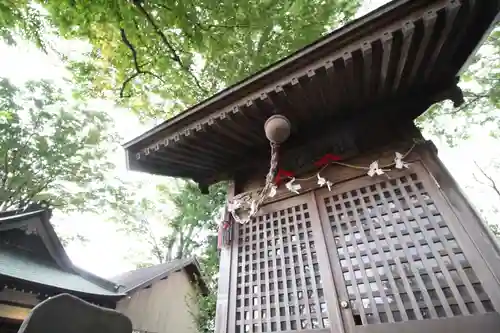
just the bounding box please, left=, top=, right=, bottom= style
left=314, top=164, right=433, bottom=331
left=221, top=191, right=344, bottom=333
left=418, top=144, right=500, bottom=308
left=308, top=192, right=346, bottom=333
left=313, top=159, right=500, bottom=332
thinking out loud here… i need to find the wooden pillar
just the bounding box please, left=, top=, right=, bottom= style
left=418, top=141, right=500, bottom=309
left=215, top=181, right=236, bottom=333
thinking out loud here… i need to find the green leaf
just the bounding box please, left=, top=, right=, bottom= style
left=0, top=77, right=124, bottom=214
left=0, top=0, right=362, bottom=119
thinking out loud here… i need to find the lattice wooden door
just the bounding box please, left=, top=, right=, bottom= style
left=231, top=194, right=335, bottom=333
left=316, top=162, right=500, bottom=333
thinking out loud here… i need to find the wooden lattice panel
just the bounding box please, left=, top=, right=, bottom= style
left=235, top=203, right=329, bottom=332
left=322, top=172, right=496, bottom=326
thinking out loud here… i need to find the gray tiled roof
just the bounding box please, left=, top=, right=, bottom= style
left=0, top=248, right=121, bottom=296
left=0, top=207, right=123, bottom=297
left=0, top=207, right=201, bottom=298
left=111, top=257, right=195, bottom=292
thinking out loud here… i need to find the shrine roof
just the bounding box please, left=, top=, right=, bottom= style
left=111, top=257, right=208, bottom=295
left=0, top=207, right=124, bottom=298
left=124, top=0, right=500, bottom=187
left=0, top=249, right=121, bottom=297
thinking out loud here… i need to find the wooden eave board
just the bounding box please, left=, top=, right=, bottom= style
left=124, top=0, right=500, bottom=185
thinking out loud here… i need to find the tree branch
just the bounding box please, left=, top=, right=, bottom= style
left=119, top=28, right=165, bottom=98
left=142, top=218, right=164, bottom=264
left=1, top=168, right=43, bottom=210
left=473, top=160, right=500, bottom=200
left=204, top=23, right=250, bottom=29
left=448, top=92, right=487, bottom=115
left=20, top=176, right=55, bottom=206
left=164, top=235, right=175, bottom=262
left=1, top=148, right=9, bottom=188
left=155, top=4, right=249, bottom=31
left=131, top=17, right=148, bottom=46
left=256, top=26, right=274, bottom=56
left=131, top=0, right=208, bottom=94
left=176, top=229, right=185, bottom=259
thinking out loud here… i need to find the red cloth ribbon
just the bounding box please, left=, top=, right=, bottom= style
left=314, top=153, right=342, bottom=167
left=218, top=222, right=231, bottom=249
left=274, top=169, right=295, bottom=185
left=217, top=226, right=222, bottom=248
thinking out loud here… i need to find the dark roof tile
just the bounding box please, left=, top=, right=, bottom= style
left=111, top=257, right=202, bottom=293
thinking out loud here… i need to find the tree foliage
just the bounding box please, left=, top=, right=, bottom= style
left=0, top=77, right=128, bottom=213
left=119, top=181, right=226, bottom=264
left=117, top=180, right=226, bottom=332
left=0, top=1, right=47, bottom=50
left=1, top=2, right=365, bottom=331
left=417, top=28, right=500, bottom=144
left=3, top=2, right=499, bottom=333
left=1, top=0, right=360, bottom=119
left=490, top=224, right=500, bottom=239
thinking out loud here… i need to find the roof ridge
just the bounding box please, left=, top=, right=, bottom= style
left=111, top=257, right=197, bottom=293
left=112, top=257, right=191, bottom=278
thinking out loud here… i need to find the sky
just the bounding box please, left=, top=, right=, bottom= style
left=0, top=0, right=498, bottom=278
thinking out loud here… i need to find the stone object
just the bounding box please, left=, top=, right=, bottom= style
left=17, top=293, right=132, bottom=333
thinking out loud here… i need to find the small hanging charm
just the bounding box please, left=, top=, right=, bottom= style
left=317, top=173, right=333, bottom=191
left=367, top=161, right=384, bottom=177
left=227, top=199, right=241, bottom=213
left=268, top=184, right=278, bottom=198
left=227, top=193, right=254, bottom=224
left=249, top=200, right=257, bottom=216
left=285, top=178, right=301, bottom=194
left=394, top=152, right=409, bottom=169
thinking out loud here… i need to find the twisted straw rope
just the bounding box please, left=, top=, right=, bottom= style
left=292, top=142, right=416, bottom=181
left=229, top=141, right=417, bottom=224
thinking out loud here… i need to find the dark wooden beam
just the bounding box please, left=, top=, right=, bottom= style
left=408, top=9, right=437, bottom=84
left=392, top=21, right=415, bottom=91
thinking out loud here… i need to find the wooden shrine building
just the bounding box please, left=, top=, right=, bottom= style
left=0, top=206, right=124, bottom=332
left=0, top=204, right=212, bottom=333
left=124, top=1, right=500, bottom=332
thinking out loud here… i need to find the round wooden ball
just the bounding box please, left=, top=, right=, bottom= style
left=264, top=115, right=291, bottom=144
